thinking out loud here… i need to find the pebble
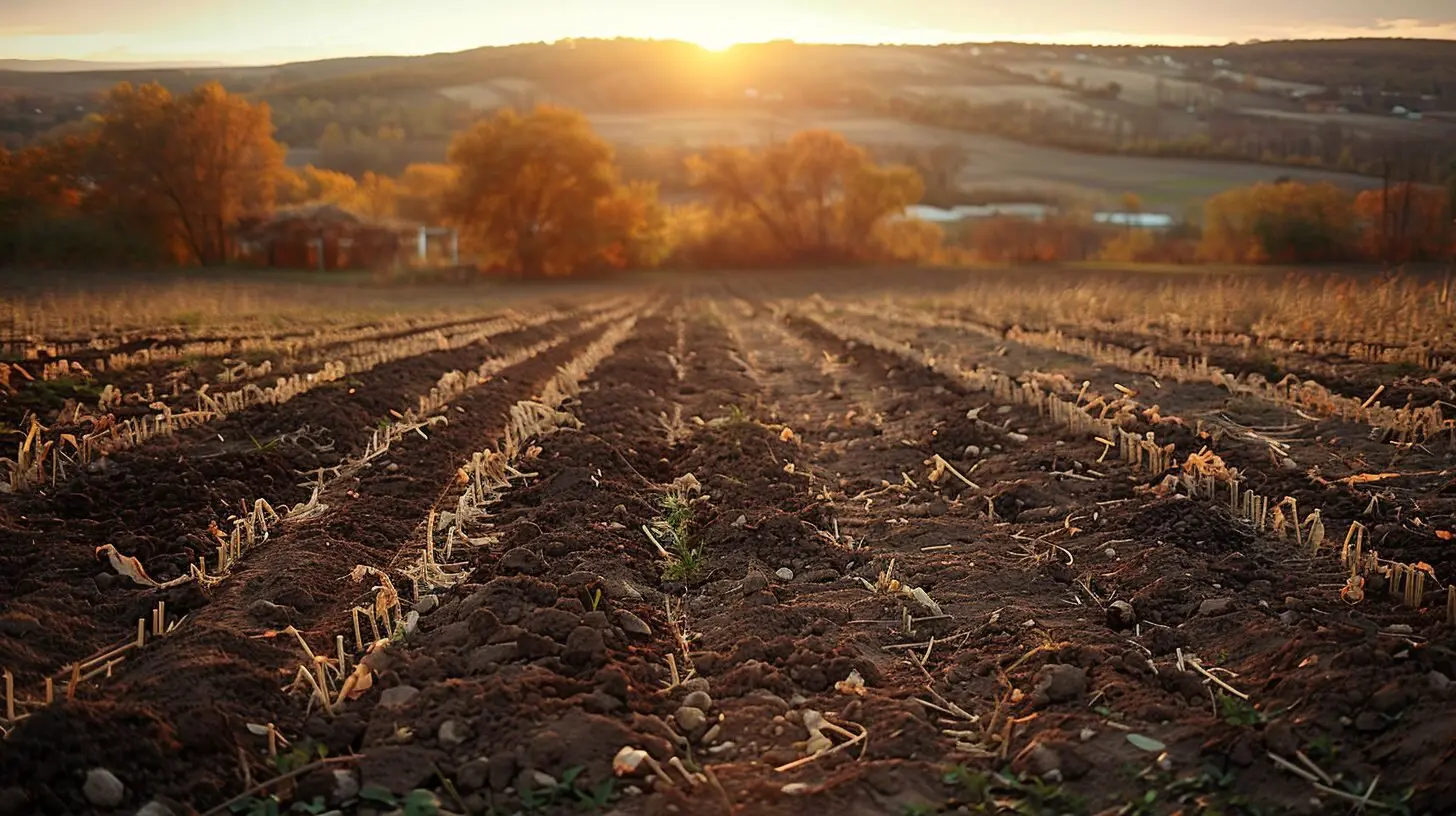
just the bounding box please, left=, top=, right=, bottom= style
left=83, top=768, right=125, bottom=809
left=675, top=706, right=708, bottom=734
left=135, top=802, right=177, bottom=816
left=437, top=719, right=470, bottom=748
left=732, top=514, right=748, bottom=528
left=499, top=547, right=547, bottom=576
left=1198, top=598, right=1233, bottom=616
left=743, top=571, right=769, bottom=595
left=456, top=759, right=490, bottom=792
left=683, top=677, right=711, bottom=694
left=1106, top=600, right=1136, bottom=630
left=775, top=567, right=794, bottom=581
left=415, top=595, right=440, bottom=615
left=781, top=783, right=812, bottom=795
left=1103, top=547, right=1117, bottom=559
left=330, top=770, right=359, bottom=803
left=378, top=685, right=420, bottom=709
left=1430, top=671, right=1452, bottom=693
left=618, top=610, right=653, bottom=637
left=683, top=690, right=713, bottom=711
left=1279, top=610, right=1301, bottom=626
left=963, top=445, right=981, bottom=458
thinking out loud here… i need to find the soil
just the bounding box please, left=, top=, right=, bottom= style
left=0, top=271, right=1453, bottom=816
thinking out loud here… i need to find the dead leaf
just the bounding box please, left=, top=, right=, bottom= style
left=95, top=544, right=161, bottom=588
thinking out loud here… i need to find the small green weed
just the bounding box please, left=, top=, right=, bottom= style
left=1216, top=694, right=1265, bottom=728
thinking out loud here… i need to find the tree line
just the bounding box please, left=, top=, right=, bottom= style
left=1, top=80, right=1452, bottom=272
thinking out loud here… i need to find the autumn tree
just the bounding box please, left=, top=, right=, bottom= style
left=277, top=165, right=359, bottom=206
left=687, top=130, right=927, bottom=264
left=93, top=82, right=285, bottom=265
left=1354, top=183, right=1452, bottom=263
left=445, top=106, right=661, bottom=276
left=1200, top=181, right=1357, bottom=263
left=394, top=163, right=458, bottom=225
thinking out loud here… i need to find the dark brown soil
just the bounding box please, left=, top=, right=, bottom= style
left=1, top=271, right=1452, bottom=816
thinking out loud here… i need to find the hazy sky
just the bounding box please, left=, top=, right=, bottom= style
left=3, top=0, right=1455, bottom=63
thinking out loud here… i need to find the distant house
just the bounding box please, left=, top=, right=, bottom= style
left=904, top=203, right=1056, bottom=223
left=1093, top=212, right=1175, bottom=229
left=234, top=204, right=418, bottom=271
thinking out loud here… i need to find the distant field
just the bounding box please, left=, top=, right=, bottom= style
left=903, top=82, right=1101, bottom=115
left=584, top=109, right=1383, bottom=211
left=1001, top=61, right=1219, bottom=108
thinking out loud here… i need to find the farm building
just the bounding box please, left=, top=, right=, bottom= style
left=234, top=204, right=451, bottom=271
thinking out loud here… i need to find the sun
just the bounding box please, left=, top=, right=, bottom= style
left=689, top=35, right=742, bottom=53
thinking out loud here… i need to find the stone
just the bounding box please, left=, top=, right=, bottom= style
left=456, top=759, right=490, bottom=792
left=499, top=547, right=547, bottom=576
left=618, top=610, right=652, bottom=637
left=437, top=718, right=471, bottom=748
left=1198, top=598, right=1233, bottom=617
left=1020, top=743, right=1062, bottom=780
left=83, top=768, right=125, bottom=809
left=135, top=802, right=177, bottom=816
left=563, top=626, right=607, bottom=668
left=1279, top=610, right=1301, bottom=626
left=329, top=770, right=359, bottom=804
left=1429, top=671, right=1452, bottom=693
left=415, top=595, right=440, bottom=615
left=1369, top=681, right=1408, bottom=714
left=775, top=567, right=794, bottom=581
left=378, top=685, right=420, bottom=709
left=683, top=690, right=713, bottom=711
left=742, top=571, right=769, bottom=595
left=675, top=705, right=708, bottom=734
left=1106, top=600, right=1136, bottom=630
left=1031, top=664, right=1087, bottom=706
left=1353, top=712, right=1386, bottom=733
left=247, top=599, right=294, bottom=627
left=487, top=754, right=517, bottom=792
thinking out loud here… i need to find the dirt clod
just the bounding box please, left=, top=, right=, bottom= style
left=1031, top=664, right=1087, bottom=707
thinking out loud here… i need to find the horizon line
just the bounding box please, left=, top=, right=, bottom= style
left=4, top=33, right=1454, bottom=71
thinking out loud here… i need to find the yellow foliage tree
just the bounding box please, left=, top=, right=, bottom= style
left=445, top=106, right=658, bottom=276
left=94, top=81, right=285, bottom=265
left=1199, top=181, right=1357, bottom=264
left=687, top=130, right=929, bottom=264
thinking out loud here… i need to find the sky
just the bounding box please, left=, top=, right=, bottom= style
left=2, top=0, right=1455, bottom=64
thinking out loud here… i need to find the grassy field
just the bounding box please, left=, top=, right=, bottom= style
left=585, top=109, right=1384, bottom=210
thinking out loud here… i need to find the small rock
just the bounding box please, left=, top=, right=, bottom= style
left=1032, top=664, right=1087, bottom=706
left=963, top=445, right=981, bottom=458
left=1106, top=600, right=1136, bottom=630
left=1429, top=671, right=1452, bottom=693
left=1198, top=598, right=1233, bottom=617
left=1103, top=547, right=1117, bottom=559
left=378, top=685, right=420, bottom=709
left=1384, top=624, right=1414, bottom=635
left=135, top=802, right=176, bottom=816
left=683, top=677, right=711, bottom=694
left=775, top=567, right=794, bottom=581
left=415, top=595, right=440, bottom=615
left=329, top=770, right=359, bottom=804
left=499, top=547, right=547, bottom=576
left=732, top=514, right=748, bottom=528
left=1353, top=712, right=1386, bottom=733
left=618, top=611, right=652, bottom=637
left=1019, top=742, right=1061, bottom=779
left=1279, top=610, right=1300, bottom=626
left=683, top=690, right=713, bottom=711
left=456, top=759, right=490, bottom=792
left=437, top=719, right=470, bottom=748
left=781, top=783, right=812, bottom=795
left=675, top=705, right=708, bottom=734
left=83, top=768, right=125, bottom=809
left=487, top=754, right=517, bottom=792
left=742, top=571, right=769, bottom=595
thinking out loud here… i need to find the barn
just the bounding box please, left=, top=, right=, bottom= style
left=234, top=204, right=419, bottom=271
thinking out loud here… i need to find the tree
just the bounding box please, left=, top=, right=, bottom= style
left=394, top=163, right=458, bottom=225
left=687, top=130, right=927, bottom=264
left=444, top=106, right=657, bottom=277
left=1200, top=181, right=1357, bottom=263
left=94, top=81, right=285, bottom=265
left=1354, top=183, right=1452, bottom=263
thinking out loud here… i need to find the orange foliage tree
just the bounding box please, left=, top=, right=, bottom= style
left=445, top=106, right=664, bottom=276
left=93, top=82, right=286, bottom=265
left=1354, top=183, right=1453, bottom=264
left=686, top=130, right=930, bottom=266
left=1199, top=181, right=1357, bottom=264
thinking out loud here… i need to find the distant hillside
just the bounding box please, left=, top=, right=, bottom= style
left=0, top=59, right=227, bottom=73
